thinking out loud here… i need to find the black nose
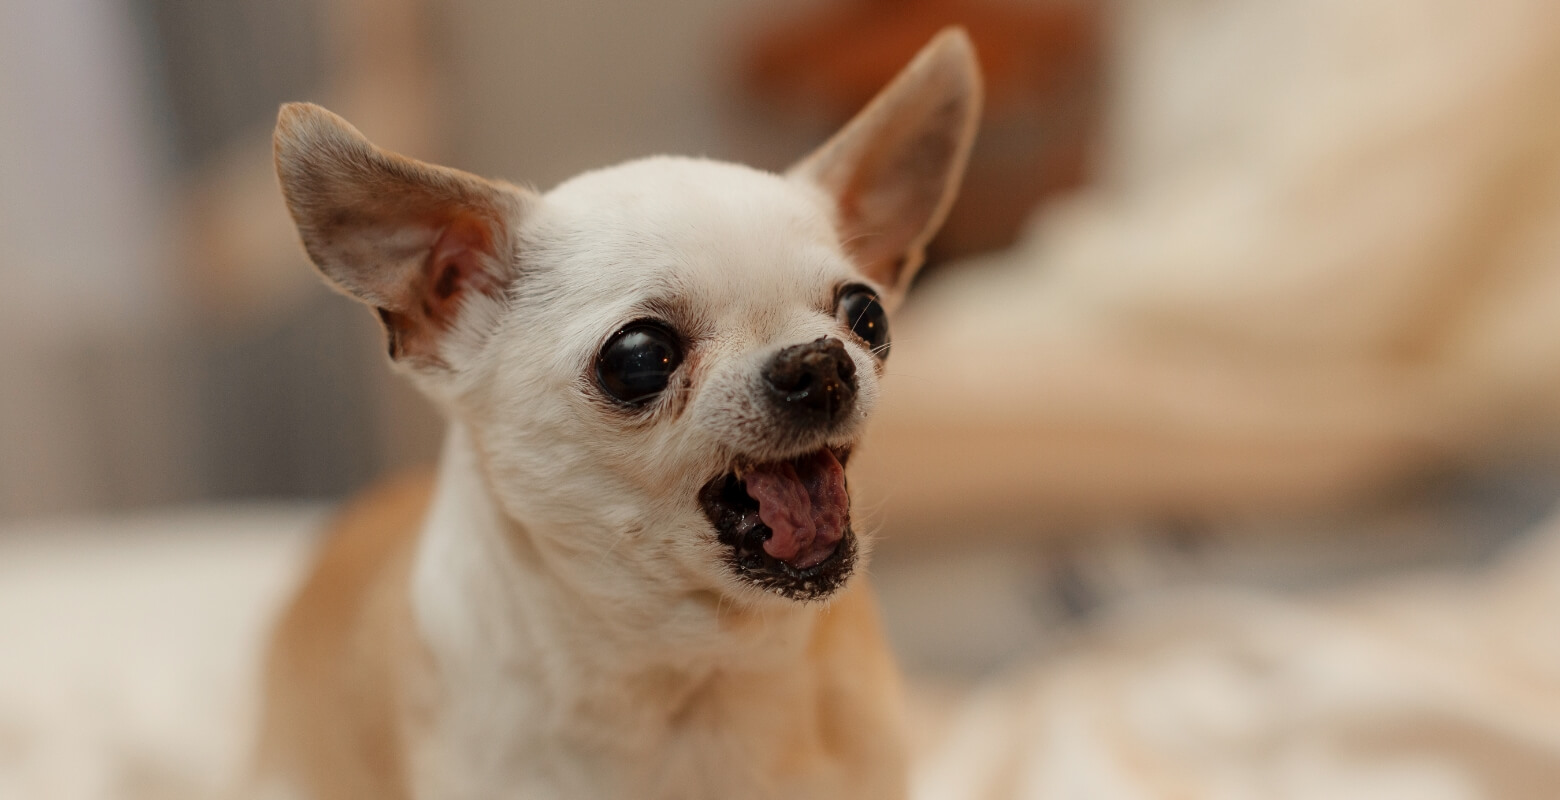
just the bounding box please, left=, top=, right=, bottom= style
left=764, top=336, right=857, bottom=422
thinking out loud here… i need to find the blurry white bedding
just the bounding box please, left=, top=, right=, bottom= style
left=0, top=508, right=324, bottom=800
left=908, top=512, right=1560, bottom=800
left=3, top=503, right=1559, bottom=800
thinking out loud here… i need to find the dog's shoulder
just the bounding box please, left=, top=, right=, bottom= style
left=257, top=469, right=436, bottom=800
left=289, top=469, right=435, bottom=616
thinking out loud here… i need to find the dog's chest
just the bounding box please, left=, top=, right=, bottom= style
left=405, top=665, right=895, bottom=800
left=400, top=438, right=905, bottom=799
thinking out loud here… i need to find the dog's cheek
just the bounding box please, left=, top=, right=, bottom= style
left=849, top=351, right=882, bottom=418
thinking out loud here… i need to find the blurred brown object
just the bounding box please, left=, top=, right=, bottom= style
left=739, top=0, right=1103, bottom=261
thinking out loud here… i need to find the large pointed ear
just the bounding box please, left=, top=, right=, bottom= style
left=788, top=28, right=982, bottom=304
left=273, top=103, right=532, bottom=368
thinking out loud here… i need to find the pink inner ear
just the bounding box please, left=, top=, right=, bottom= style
left=378, top=214, right=505, bottom=364
left=420, top=215, right=503, bottom=328
left=837, top=183, right=920, bottom=289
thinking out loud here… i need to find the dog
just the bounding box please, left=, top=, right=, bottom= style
left=254, top=28, right=980, bottom=800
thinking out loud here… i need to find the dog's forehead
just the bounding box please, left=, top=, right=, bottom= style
left=535, top=157, right=853, bottom=307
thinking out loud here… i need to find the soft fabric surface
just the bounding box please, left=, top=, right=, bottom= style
left=911, top=512, right=1560, bottom=800
left=3, top=502, right=1559, bottom=800
left=0, top=508, right=323, bottom=800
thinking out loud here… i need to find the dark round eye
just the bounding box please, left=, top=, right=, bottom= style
left=837, top=285, right=889, bottom=358
left=595, top=323, right=683, bottom=405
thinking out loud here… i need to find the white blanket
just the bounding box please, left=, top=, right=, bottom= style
left=912, top=513, right=1560, bottom=800
left=3, top=504, right=1559, bottom=800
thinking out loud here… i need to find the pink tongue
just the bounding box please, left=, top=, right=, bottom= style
left=742, top=450, right=849, bottom=569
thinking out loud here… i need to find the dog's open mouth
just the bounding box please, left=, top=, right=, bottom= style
left=698, top=446, right=856, bottom=600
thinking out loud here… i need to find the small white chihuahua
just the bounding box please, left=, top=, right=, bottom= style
left=256, top=29, right=980, bottom=800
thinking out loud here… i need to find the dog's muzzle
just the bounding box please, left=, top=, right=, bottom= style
left=699, top=445, right=856, bottom=601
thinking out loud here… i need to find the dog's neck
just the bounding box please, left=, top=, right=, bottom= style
left=406, top=424, right=824, bottom=778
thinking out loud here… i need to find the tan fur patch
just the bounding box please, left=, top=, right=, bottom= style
left=254, top=470, right=435, bottom=800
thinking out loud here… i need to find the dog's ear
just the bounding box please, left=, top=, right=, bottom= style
left=789, top=28, right=982, bottom=304
left=274, top=103, right=532, bottom=368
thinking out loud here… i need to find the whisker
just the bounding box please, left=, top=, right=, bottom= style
left=593, top=523, right=637, bottom=572
left=838, top=230, right=883, bottom=251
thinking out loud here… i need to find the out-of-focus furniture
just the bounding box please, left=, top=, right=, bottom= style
left=736, top=0, right=1103, bottom=261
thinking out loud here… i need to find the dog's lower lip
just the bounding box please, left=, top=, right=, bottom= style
left=699, top=445, right=856, bottom=599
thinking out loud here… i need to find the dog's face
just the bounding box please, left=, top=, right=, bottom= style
left=275, top=31, right=980, bottom=607
left=473, top=160, right=889, bottom=603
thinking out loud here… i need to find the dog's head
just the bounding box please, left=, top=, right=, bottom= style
left=275, top=30, right=980, bottom=606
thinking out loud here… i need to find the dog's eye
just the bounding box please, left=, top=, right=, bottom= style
left=596, top=323, right=683, bottom=405
left=837, top=286, right=889, bottom=358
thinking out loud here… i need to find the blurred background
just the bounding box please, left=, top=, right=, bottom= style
left=0, top=0, right=1104, bottom=518
left=4, top=0, right=1560, bottom=797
